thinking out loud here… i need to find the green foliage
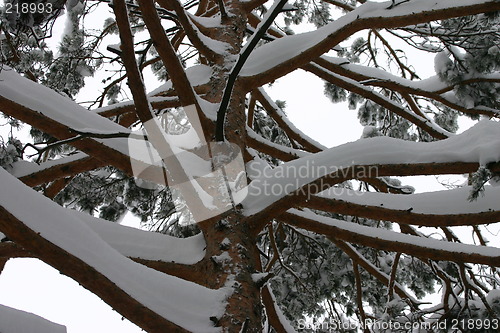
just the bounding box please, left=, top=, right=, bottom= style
left=324, top=82, right=347, bottom=103
left=282, top=0, right=332, bottom=29
left=0, top=137, right=22, bottom=169
left=42, top=4, right=97, bottom=98
left=357, top=101, right=421, bottom=141
left=468, top=166, right=493, bottom=201
left=434, top=106, right=459, bottom=133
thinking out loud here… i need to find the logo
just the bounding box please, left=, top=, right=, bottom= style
left=128, top=105, right=248, bottom=224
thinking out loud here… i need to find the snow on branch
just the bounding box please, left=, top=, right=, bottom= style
left=305, top=186, right=500, bottom=227
left=75, top=210, right=206, bottom=264
left=246, top=127, right=310, bottom=161
left=9, top=153, right=104, bottom=187
left=0, top=167, right=226, bottom=332
left=243, top=120, right=500, bottom=223
left=253, top=88, right=326, bottom=152
left=0, top=65, right=185, bottom=187
left=0, top=198, right=205, bottom=276
left=304, top=63, right=452, bottom=139
left=0, top=67, right=127, bottom=136
left=95, top=96, right=181, bottom=119
left=0, top=304, right=66, bottom=333
left=264, top=286, right=298, bottom=333
left=146, top=64, right=213, bottom=97
left=240, top=0, right=500, bottom=88
left=116, top=0, right=223, bottom=224
left=215, top=0, right=290, bottom=141
left=315, top=56, right=500, bottom=118
left=282, top=209, right=500, bottom=266
left=330, top=238, right=420, bottom=305
left=157, top=0, right=223, bottom=62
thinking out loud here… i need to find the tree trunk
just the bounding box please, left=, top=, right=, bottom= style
left=198, top=2, right=265, bottom=329
left=201, top=211, right=264, bottom=331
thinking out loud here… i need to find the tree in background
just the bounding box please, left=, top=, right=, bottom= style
left=1, top=0, right=500, bottom=331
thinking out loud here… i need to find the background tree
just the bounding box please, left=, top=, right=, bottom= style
left=1, top=0, right=500, bottom=332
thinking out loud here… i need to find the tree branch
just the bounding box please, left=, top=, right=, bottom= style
left=0, top=93, right=137, bottom=175
left=282, top=209, right=500, bottom=267
left=157, top=0, right=220, bottom=63
left=353, top=263, right=370, bottom=333
left=247, top=160, right=500, bottom=232
left=240, top=0, right=500, bottom=90
left=246, top=127, right=309, bottom=162
left=139, top=0, right=213, bottom=140
left=0, top=206, right=189, bottom=332
left=14, top=155, right=105, bottom=187
left=215, top=0, right=290, bottom=141
left=115, top=0, right=218, bottom=223
left=302, top=193, right=500, bottom=227
left=313, top=57, right=499, bottom=118
left=253, top=88, right=325, bottom=152
left=328, top=237, right=420, bottom=305
left=303, top=62, right=451, bottom=139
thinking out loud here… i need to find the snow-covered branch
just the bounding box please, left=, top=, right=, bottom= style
left=10, top=154, right=104, bottom=187
left=0, top=68, right=146, bottom=175
left=282, top=209, right=500, bottom=266
left=315, top=56, right=500, bottom=118
left=0, top=204, right=207, bottom=282
left=157, top=0, right=223, bottom=62
left=253, top=88, right=326, bottom=152
left=95, top=96, right=181, bottom=120
left=240, top=0, right=500, bottom=89
left=304, top=186, right=500, bottom=227
left=0, top=167, right=225, bottom=332
left=262, top=286, right=298, bottom=333
left=243, top=120, right=500, bottom=226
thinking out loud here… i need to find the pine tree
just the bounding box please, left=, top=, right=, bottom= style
left=1, top=0, right=500, bottom=332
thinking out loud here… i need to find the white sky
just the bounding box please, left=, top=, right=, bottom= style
left=0, top=1, right=483, bottom=332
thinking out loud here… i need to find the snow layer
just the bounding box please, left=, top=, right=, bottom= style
left=320, top=56, right=451, bottom=93
left=0, top=303, right=66, bottom=333
left=188, top=13, right=222, bottom=28
left=243, top=120, right=500, bottom=215
left=75, top=210, right=206, bottom=264
left=240, top=0, right=495, bottom=77
left=0, top=69, right=188, bottom=171
left=290, top=209, right=500, bottom=258
left=0, top=68, right=135, bottom=158
left=0, top=68, right=126, bottom=135
left=318, top=185, right=500, bottom=215
left=8, top=153, right=89, bottom=179
left=94, top=96, right=179, bottom=114
left=257, top=88, right=326, bottom=150
left=0, top=168, right=226, bottom=332
left=148, top=64, right=213, bottom=96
